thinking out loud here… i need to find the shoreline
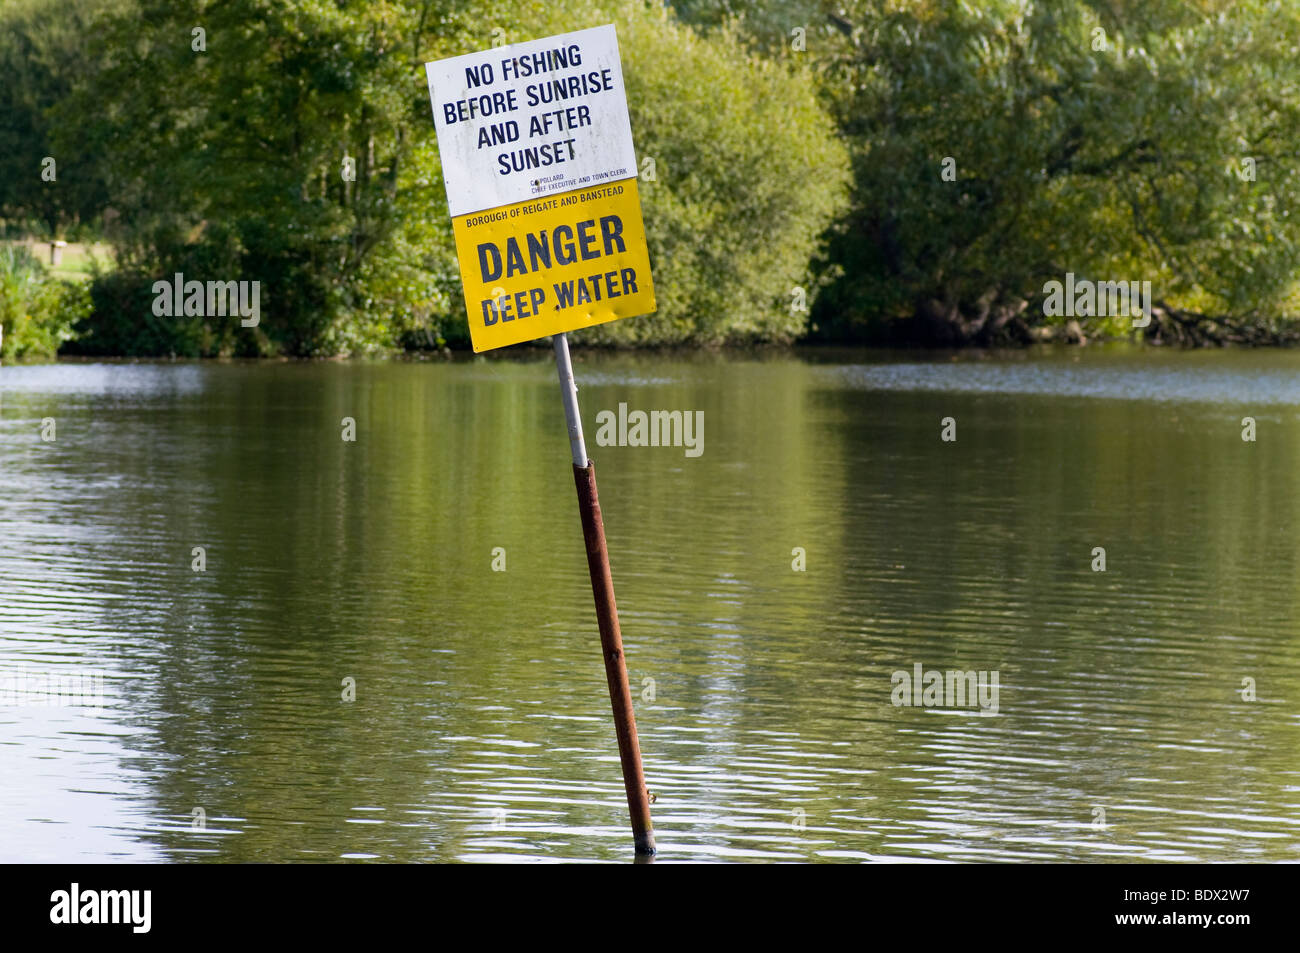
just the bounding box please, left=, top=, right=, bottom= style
left=6, top=337, right=1300, bottom=368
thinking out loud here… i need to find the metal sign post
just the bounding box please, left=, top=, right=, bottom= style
left=426, top=24, right=658, bottom=855
left=553, top=332, right=655, bottom=855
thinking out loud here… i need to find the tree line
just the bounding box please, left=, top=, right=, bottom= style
left=2, top=0, right=1297, bottom=358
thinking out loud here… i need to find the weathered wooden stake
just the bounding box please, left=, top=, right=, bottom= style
left=553, top=332, right=656, bottom=855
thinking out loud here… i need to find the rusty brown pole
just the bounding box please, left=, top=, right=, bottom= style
left=554, top=333, right=656, bottom=855
left=572, top=461, right=656, bottom=855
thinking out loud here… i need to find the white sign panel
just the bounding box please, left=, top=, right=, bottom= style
left=425, top=24, right=639, bottom=218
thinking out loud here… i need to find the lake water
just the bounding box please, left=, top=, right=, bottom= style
left=1, top=347, right=1298, bottom=863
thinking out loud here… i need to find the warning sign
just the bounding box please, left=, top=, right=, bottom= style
left=426, top=24, right=655, bottom=352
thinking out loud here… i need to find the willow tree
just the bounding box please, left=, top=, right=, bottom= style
left=683, top=0, right=1300, bottom=344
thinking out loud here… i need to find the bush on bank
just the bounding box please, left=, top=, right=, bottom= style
left=0, top=246, right=90, bottom=360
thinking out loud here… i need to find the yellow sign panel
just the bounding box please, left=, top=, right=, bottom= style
left=426, top=25, right=656, bottom=351
left=453, top=179, right=654, bottom=352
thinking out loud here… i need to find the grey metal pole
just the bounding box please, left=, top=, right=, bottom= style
left=552, top=332, right=656, bottom=855
left=553, top=333, right=588, bottom=468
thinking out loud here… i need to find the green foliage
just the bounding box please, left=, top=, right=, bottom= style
left=8, top=0, right=1298, bottom=353
left=803, top=0, right=1300, bottom=342
left=60, top=267, right=208, bottom=357
left=0, top=245, right=90, bottom=359
left=28, top=0, right=846, bottom=354
left=47, top=0, right=477, bottom=357
left=498, top=1, right=850, bottom=345
left=0, top=0, right=115, bottom=238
